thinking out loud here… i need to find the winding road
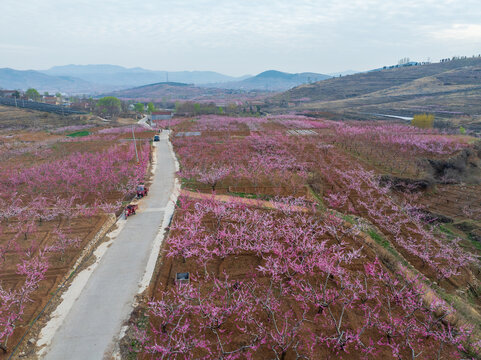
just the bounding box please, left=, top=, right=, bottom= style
left=41, top=131, right=176, bottom=359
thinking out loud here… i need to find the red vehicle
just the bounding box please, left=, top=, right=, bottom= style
left=125, top=204, right=138, bottom=218
left=136, top=183, right=148, bottom=198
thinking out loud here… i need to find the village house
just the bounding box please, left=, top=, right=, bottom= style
left=43, top=95, right=60, bottom=105
left=70, top=100, right=92, bottom=112
left=0, top=90, right=19, bottom=98
left=151, top=110, right=174, bottom=120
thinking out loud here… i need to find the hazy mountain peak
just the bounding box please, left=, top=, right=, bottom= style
left=203, top=70, right=331, bottom=91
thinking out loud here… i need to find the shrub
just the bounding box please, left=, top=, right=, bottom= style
left=412, top=113, right=434, bottom=129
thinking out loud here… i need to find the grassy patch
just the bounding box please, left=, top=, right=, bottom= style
left=365, top=227, right=412, bottom=269
left=340, top=213, right=356, bottom=224
left=367, top=229, right=391, bottom=249
left=180, top=177, right=197, bottom=189
left=438, top=223, right=457, bottom=238
left=451, top=220, right=481, bottom=252
left=227, top=191, right=274, bottom=201
left=228, top=191, right=263, bottom=199
left=126, top=311, right=149, bottom=360
left=67, top=130, right=90, bottom=137
left=306, top=184, right=325, bottom=210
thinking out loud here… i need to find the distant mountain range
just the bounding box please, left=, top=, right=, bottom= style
left=42, top=65, right=250, bottom=88
left=0, top=65, right=251, bottom=94
left=203, top=70, right=331, bottom=91
left=0, top=68, right=97, bottom=94
left=0, top=65, right=331, bottom=94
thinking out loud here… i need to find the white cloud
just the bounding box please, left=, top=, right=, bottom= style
left=1, top=0, right=481, bottom=73
left=0, top=43, right=39, bottom=52
left=430, top=24, right=481, bottom=41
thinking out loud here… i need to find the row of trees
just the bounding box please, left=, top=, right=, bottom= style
left=131, top=114, right=478, bottom=358
left=174, top=101, right=262, bottom=116
left=97, top=98, right=159, bottom=118
left=133, top=102, right=155, bottom=115
left=135, top=195, right=470, bottom=358
left=23, top=88, right=62, bottom=101
left=0, top=128, right=153, bottom=351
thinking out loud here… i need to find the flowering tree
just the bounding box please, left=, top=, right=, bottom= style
left=138, top=195, right=470, bottom=358
left=0, top=128, right=154, bottom=351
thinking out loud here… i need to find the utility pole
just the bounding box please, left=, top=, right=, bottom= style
left=132, top=125, right=139, bottom=164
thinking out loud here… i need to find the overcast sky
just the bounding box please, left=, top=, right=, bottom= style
left=1, top=0, right=480, bottom=76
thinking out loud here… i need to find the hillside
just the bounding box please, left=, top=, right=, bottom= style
left=0, top=68, right=98, bottom=93
left=0, top=104, right=95, bottom=129
left=272, top=57, right=481, bottom=126
left=103, top=81, right=268, bottom=102
left=203, top=70, right=331, bottom=91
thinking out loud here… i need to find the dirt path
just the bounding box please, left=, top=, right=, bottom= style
left=39, top=132, right=176, bottom=359
left=182, top=190, right=310, bottom=212
left=137, top=115, right=152, bottom=129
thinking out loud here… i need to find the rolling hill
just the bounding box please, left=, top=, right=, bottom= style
left=102, top=82, right=268, bottom=103
left=272, top=57, right=481, bottom=125
left=204, top=70, right=331, bottom=91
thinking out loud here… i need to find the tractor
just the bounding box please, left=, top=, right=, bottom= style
left=136, top=183, right=148, bottom=198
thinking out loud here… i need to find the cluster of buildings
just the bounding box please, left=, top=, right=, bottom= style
left=0, top=89, right=94, bottom=111
left=0, top=90, right=19, bottom=98
left=0, top=89, right=62, bottom=104
left=0, top=90, right=177, bottom=117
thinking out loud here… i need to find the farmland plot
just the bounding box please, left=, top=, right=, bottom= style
left=0, top=122, right=154, bottom=357
left=123, top=115, right=481, bottom=359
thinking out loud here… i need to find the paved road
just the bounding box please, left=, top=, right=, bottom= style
left=43, top=133, right=175, bottom=359
left=138, top=115, right=152, bottom=129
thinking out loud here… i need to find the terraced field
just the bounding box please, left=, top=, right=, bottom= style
left=122, top=114, right=481, bottom=359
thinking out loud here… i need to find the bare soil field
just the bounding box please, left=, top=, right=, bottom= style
left=421, top=184, right=481, bottom=222
left=0, top=215, right=107, bottom=357
left=0, top=106, right=92, bottom=130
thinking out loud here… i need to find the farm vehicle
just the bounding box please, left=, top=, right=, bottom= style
left=136, top=183, right=148, bottom=198
left=125, top=204, right=138, bottom=218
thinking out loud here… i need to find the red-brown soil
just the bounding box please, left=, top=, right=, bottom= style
left=0, top=123, right=155, bottom=357
left=421, top=184, right=481, bottom=222
left=0, top=215, right=107, bottom=358
left=138, top=198, right=459, bottom=359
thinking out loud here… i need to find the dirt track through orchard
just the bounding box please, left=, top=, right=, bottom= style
left=182, top=190, right=311, bottom=212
